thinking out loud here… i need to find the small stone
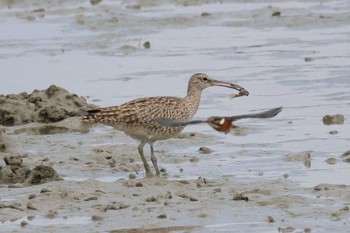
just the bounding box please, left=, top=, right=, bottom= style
left=233, top=193, right=249, bottom=202
left=283, top=174, right=289, bottom=178
left=145, top=196, right=157, bottom=202
left=179, top=168, right=184, bottom=172
left=201, top=12, right=211, bottom=17
left=198, top=146, right=213, bottom=154
left=164, top=191, right=172, bottom=199
left=157, top=213, right=167, bottom=219
left=325, top=158, right=337, bottom=165
left=28, top=194, right=36, bottom=200
left=90, top=0, right=102, bottom=5
left=189, top=196, right=198, bottom=201
left=143, top=41, right=151, bottom=49
left=267, top=216, right=275, bottom=223
left=84, top=196, right=98, bottom=201
left=304, top=57, right=314, bottom=62
left=272, top=11, right=281, bottom=17
left=27, top=203, right=37, bottom=210
left=135, top=182, right=143, bottom=187
left=129, top=173, right=136, bottom=179
left=196, top=176, right=207, bottom=187
left=40, top=188, right=52, bottom=193
left=329, top=130, right=338, bottom=135
left=160, top=168, right=166, bottom=173
left=91, top=215, right=103, bottom=221
left=304, top=228, right=312, bottom=233
left=21, top=221, right=28, bottom=227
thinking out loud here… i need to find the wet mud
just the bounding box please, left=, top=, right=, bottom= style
left=0, top=0, right=350, bottom=233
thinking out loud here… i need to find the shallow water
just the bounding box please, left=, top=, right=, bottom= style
left=0, top=1, right=350, bottom=232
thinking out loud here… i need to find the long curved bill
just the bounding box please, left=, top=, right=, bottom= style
left=210, top=79, right=249, bottom=97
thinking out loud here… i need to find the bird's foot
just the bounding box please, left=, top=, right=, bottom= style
left=145, top=170, right=154, bottom=178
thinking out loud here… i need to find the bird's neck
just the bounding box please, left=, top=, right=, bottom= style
left=182, top=87, right=202, bottom=119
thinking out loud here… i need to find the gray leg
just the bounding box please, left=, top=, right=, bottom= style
left=150, top=143, right=160, bottom=176
left=138, top=141, right=154, bottom=178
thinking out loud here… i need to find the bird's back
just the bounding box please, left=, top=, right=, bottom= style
left=83, top=96, right=195, bottom=141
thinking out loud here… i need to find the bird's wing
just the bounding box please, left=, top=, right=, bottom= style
left=223, top=107, right=282, bottom=121
left=156, top=118, right=207, bottom=127
left=157, top=107, right=282, bottom=127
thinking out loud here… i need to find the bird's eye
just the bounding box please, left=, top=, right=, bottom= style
left=201, top=77, right=208, bottom=82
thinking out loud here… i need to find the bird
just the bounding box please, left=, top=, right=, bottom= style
left=157, top=107, right=282, bottom=134
left=83, top=73, right=249, bottom=177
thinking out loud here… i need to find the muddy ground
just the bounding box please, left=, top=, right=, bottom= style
left=1, top=0, right=350, bottom=233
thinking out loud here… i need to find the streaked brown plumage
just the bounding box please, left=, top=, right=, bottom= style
left=157, top=107, right=282, bottom=134
left=83, top=73, right=249, bottom=177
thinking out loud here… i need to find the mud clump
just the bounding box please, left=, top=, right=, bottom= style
left=0, top=155, right=62, bottom=185
left=322, top=114, right=345, bottom=125
left=0, top=155, right=31, bottom=183
left=0, top=85, right=96, bottom=126
left=25, top=165, right=63, bottom=185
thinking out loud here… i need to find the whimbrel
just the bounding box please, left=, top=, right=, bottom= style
left=83, top=73, right=249, bottom=177
left=158, top=107, right=282, bottom=134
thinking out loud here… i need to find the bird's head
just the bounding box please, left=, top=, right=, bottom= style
left=187, top=73, right=249, bottom=96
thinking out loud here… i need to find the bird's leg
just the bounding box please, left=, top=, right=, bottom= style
left=150, top=143, right=160, bottom=176
left=138, top=141, right=154, bottom=178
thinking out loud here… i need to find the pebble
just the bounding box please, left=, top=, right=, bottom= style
left=198, top=146, right=213, bottom=154
left=21, top=221, right=28, bottom=227
left=201, top=12, right=211, bottom=17
left=91, top=215, right=103, bottom=221
left=329, top=130, right=338, bottom=135
left=145, top=196, right=157, bottom=202
left=267, top=216, right=275, bottom=223
left=164, top=191, right=172, bottom=199
left=135, top=182, right=143, bottom=187
left=27, top=203, right=37, bottom=210
left=272, top=11, right=281, bottom=17
left=143, top=41, right=151, bottom=49
left=40, top=188, right=52, bottom=193
left=233, top=193, right=249, bottom=202
left=157, top=213, right=167, bottom=219
left=84, top=196, right=98, bottom=201
left=325, top=158, right=337, bottom=165
left=28, top=194, right=36, bottom=200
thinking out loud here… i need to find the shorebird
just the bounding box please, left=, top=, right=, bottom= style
left=157, top=107, right=282, bottom=134
left=83, top=73, right=249, bottom=177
